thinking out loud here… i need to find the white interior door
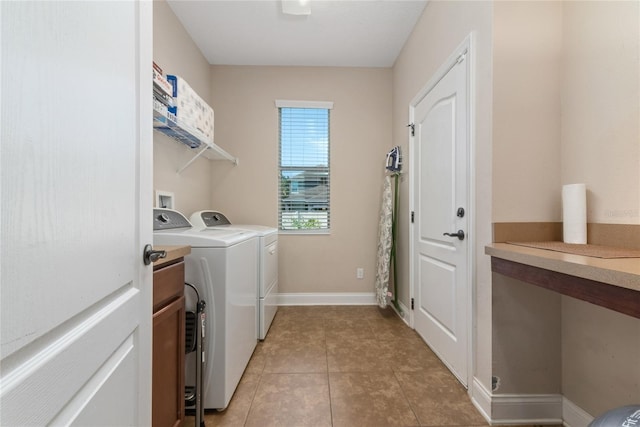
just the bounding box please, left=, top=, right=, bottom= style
left=1, top=2, right=153, bottom=425
left=411, top=44, right=470, bottom=386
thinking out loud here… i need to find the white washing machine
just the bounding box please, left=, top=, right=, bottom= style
left=190, top=210, right=278, bottom=340
left=153, top=209, right=258, bottom=410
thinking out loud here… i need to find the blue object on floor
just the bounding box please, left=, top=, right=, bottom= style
left=588, top=405, right=640, bottom=427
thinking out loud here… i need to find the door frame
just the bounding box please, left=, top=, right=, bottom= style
left=408, top=33, right=476, bottom=388
left=137, top=1, right=154, bottom=423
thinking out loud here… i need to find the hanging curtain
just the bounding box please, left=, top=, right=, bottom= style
left=375, top=175, right=394, bottom=308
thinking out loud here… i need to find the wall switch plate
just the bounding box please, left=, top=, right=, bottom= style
left=356, top=268, right=364, bottom=279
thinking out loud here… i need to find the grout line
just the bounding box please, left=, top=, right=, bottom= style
left=324, top=336, right=333, bottom=426
left=323, top=318, right=334, bottom=426
left=242, top=351, right=265, bottom=427
left=392, top=369, right=422, bottom=426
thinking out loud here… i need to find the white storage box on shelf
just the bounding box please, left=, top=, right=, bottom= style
left=167, top=75, right=214, bottom=142
left=152, top=74, right=237, bottom=172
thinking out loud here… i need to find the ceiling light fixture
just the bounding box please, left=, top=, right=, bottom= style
left=282, top=0, right=311, bottom=16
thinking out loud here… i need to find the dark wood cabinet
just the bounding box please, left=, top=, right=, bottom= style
left=152, top=257, right=186, bottom=427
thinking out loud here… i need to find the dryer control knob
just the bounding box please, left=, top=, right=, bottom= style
left=158, top=213, right=169, bottom=223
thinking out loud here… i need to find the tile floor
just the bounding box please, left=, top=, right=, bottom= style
left=184, top=305, right=557, bottom=427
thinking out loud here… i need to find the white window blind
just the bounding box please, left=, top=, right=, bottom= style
left=278, top=101, right=332, bottom=231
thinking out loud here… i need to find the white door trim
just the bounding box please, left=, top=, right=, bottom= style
left=408, top=33, right=476, bottom=389
left=136, top=1, right=154, bottom=423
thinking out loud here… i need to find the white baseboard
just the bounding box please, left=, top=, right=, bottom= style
left=472, top=387, right=593, bottom=426
left=471, top=377, right=493, bottom=424
left=562, top=397, right=594, bottom=427
left=490, top=393, right=563, bottom=425
left=277, top=292, right=376, bottom=306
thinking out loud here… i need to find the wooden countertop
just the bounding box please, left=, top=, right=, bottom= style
left=153, top=245, right=191, bottom=268
left=485, top=243, right=640, bottom=292
left=486, top=243, right=640, bottom=318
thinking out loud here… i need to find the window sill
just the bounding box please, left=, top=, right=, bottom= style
left=279, top=230, right=331, bottom=236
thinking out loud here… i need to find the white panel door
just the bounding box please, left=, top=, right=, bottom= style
left=412, top=48, right=470, bottom=386
left=1, top=2, right=153, bottom=425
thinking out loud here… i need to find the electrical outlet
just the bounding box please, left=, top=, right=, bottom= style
left=356, top=268, right=364, bottom=279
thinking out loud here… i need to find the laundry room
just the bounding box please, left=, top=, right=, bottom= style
left=2, top=1, right=638, bottom=426
left=149, top=1, right=640, bottom=426
left=150, top=0, right=639, bottom=425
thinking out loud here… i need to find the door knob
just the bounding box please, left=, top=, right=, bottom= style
left=143, top=244, right=166, bottom=265
left=443, top=230, right=465, bottom=240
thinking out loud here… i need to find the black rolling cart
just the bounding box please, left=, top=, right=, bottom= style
left=184, top=283, right=205, bottom=427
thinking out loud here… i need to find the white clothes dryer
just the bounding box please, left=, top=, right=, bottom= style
left=190, top=210, right=278, bottom=340
left=153, top=209, right=258, bottom=410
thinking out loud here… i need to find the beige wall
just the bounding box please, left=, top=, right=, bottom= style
left=561, top=0, right=640, bottom=225
left=492, top=274, right=561, bottom=394
left=562, top=298, right=640, bottom=416
left=490, top=0, right=564, bottom=401
left=492, top=1, right=563, bottom=223
left=490, top=0, right=640, bottom=419
left=209, top=66, right=392, bottom=294
left=153, top=0, right=213, bottom=215
left=392, top=0, right=494, bottom=399
left=491, top=0, right=640, bottom=225
left=560, top=0, right=640, bottom=417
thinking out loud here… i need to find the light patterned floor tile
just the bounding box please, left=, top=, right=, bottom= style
left=395, top=369, right=487, bottom=426
left=244, top=373, right=332, bottom=427
left=329, top=372, right=420, bottom=427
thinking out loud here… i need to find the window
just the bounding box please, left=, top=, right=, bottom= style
left=277, top=100, right=333, bottom=232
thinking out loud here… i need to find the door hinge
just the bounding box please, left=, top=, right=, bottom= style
left=411, top=298, right=415, bottom=310
left=411, top=211, right=414, bottom=223
left=407, top=123, right=415, bottom=137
